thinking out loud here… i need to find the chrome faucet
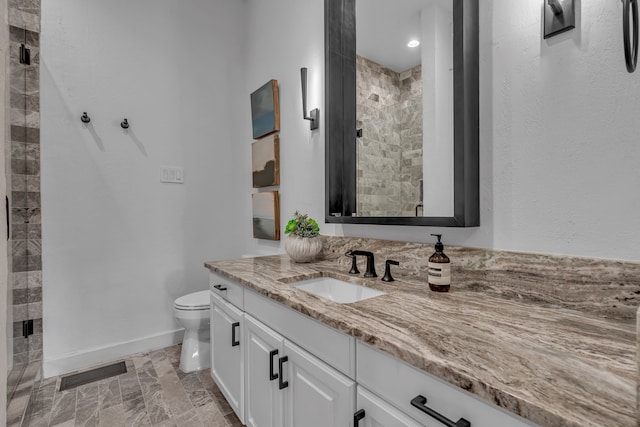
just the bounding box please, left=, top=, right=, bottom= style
left=345, top=250, right=377, bottom=278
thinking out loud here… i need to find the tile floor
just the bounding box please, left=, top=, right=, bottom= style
left=13, top=345, right=243, bottom=427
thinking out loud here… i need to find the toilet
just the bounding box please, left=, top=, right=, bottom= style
left=174, top=290, right=211, bottom=373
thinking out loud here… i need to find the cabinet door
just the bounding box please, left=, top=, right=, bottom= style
left=355, top=386, right=423, bottom=427
left=283, top=340, right=356, bottom=427
left=211, top=293, right=244, bottom=423
left=245, top=314, right=285, bottom=427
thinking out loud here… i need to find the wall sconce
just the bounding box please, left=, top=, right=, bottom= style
left=543, top=0, right=575, bottom=39
left=300, top=67, right=319, bottom=130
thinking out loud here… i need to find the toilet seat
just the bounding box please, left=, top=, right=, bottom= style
left=174, top=290, right=210, bottom=311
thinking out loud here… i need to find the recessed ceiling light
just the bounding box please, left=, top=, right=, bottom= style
left=407, top=40, right=420, bottom=48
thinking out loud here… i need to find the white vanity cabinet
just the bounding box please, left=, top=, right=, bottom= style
left=244, top=306, right=356, bottom=427
left=356, top=342, right=535, bottom=427
left=211, top=272, right=356, bottom=426
left=209, top=270, right=536, bottom=427
left=244, top=313, right=355, bottom=427
left=210, top=271, right=246, bottom=424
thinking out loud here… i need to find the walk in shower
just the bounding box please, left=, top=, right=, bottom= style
left=6, top=0, right=43, bottom=416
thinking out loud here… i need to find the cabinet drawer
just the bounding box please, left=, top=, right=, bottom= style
left=245, top=288, right=356, bottom=379
left=210, top=271, right=244, bottom=309
left=357, top=386, right=422, bottom=427
left=357, top=342, right=535, bottom=427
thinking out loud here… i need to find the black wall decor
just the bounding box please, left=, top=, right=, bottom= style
left=324, top=0, right=480, bottom=227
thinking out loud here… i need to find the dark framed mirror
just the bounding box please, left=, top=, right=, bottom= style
left=325, top=0, right=479, bottom=227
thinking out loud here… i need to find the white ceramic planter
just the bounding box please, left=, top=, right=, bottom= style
left=285, top=234, right=322, bottom=263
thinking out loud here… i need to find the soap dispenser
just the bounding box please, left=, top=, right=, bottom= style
left=428, top=234, right=450, bottom=292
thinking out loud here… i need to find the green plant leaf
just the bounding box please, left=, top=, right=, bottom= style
left=285, top=219, right=297, bottom=234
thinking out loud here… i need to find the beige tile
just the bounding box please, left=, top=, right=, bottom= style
left=187, top=389, right=213, bottom=408
left=157, top=378, right=193, bottom=417
left=163, top=346, right=182, bottom=365
left=151, top=354, right=194, bottom=417
left=49, top=388, right=77, bottom=426
left=74, top=404, right=99, bottom=427
left=173, top=408, right=201, bottom=427
left=98, top=377, right=122, bottom=410
left=99, top=403, right=125, bottom=427
left=12, top=348, right=236, bottom=427
left=119, top=370, right=143, bottom=402
left=122, top=393, right=151, bottom=427
left=75, top=383, right=100, bottom=427
left=23, top=409, right=51, bottom=427
left=195, top=402, right=228, bottom=427
left=6, top=392, right=29, bottom=425
left=180, top=373, right=203, bottom=393
left=132, top=355, right=152, bottom=371
left=142, top=387, right=172, bottom=425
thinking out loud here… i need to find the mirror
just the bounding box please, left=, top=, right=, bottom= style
left=325, top=0, right=479, bottom=227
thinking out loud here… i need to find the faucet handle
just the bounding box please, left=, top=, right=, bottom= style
left=382, top=260, right=400, bottom=282
left=345, top=250, right=360, bottom=275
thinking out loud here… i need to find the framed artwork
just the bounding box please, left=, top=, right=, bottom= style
left=250, top=79, right=280, bottom=139
left=252, top=191, right=280, bottom=240
left=252, top=134, right=280, bottom=188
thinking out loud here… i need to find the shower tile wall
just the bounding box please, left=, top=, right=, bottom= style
left=356, top=55, right=423, bottom=217
left=8, top=0, right=41, bottom=365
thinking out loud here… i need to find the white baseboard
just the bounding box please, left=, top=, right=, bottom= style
left=42, top=328, right=185, bottom=378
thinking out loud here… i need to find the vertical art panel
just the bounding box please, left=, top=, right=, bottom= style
left=250, top=80, right=280, bottom=139
left=252, top=134, right=280, bottom=188
left=252, top=191, right=280, bottom=240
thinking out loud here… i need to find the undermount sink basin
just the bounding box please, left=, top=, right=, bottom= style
left=292, top=277, right=387, bottom=304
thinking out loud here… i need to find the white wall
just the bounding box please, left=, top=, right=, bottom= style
left=243, top=0, right=640, bottom=262
left=41, top=0, right=246, bottom=376
left=243, top=0, right=339, bottom=256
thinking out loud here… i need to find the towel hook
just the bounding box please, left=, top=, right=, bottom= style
left=81, top=112, right=91, bottom=124
left=623, top=0, right=638, bottom=72
left=120, top=118, right=129, bottom=129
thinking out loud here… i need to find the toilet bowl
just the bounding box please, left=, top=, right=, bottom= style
left=174, top=290, right=211, bottom=373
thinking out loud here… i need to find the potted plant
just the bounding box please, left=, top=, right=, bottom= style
left=284, top=211, right=322, bottom=263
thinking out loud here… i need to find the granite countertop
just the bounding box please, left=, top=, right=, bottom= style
left=204, top=238, right=638, bottom=427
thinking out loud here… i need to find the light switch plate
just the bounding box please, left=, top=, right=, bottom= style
left=544, top=0, right=575, bottom=39
left=160, top=166, right=184, bottom=184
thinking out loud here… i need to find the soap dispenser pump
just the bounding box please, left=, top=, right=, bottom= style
left=428, top=234, right=451, bottom=292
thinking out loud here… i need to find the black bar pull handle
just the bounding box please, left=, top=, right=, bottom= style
left=411, top=395, right=471, bottom=427
left=623, top=0, right=639, bottom=72
left=278, top=356, right=289, bottom=389
left=213, top=284, right=227, bottom=292
left=6, top=196, right=9, bottom=240
left=231, top=322, right=240, bottom=347
left=354, top=409, right=365, bottom=426
left=269, top=349, right=279, bottom=381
